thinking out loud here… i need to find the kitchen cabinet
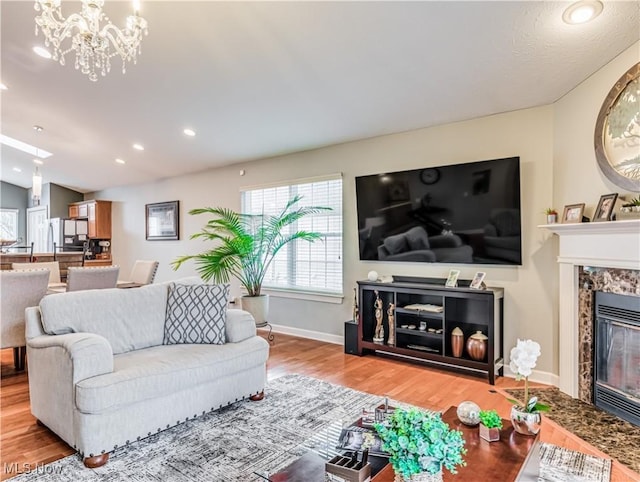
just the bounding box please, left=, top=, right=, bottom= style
left=68, top=200, right=112, bottom=239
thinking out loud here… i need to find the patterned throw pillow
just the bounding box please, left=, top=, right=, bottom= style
left=163, top=283, right=229, bottom=345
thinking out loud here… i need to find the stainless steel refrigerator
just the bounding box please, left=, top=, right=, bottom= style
left=47, top=218, right=89, bottom=252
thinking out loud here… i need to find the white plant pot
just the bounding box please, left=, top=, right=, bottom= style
left=546, top=214, right=557, bottom=224
left=241, top=294, right=270, bottom=326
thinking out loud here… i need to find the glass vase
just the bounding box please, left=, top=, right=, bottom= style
left=510, top=405, right=542, bottom=436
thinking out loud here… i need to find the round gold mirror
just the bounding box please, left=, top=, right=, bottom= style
left=594, top=62, right=640, bottom=192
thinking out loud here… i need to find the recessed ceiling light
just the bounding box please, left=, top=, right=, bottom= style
left=183, top=128, right=196, bottom=137
left=133, top=143, right=144, bottom=151
left=33, top=125, right=44, bottom=132
left=562, top=0, right=603, bottom=24
left=12, top=167, right=22, bottom=172
left=33, top=159, right=44, bottom=165
left=115, top=158, right=126, bottom=164
left=0, top=83, right=7, bottom=90
left=33, top=46, right=52, bottom=59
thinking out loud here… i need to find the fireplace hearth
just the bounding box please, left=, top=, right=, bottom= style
left=594, top=291, right=640, bottom=426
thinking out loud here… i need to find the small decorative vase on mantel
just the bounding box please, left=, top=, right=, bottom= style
left=510, top=406, right=542, bottom=436
left=394, top=470, right=443, bottom=482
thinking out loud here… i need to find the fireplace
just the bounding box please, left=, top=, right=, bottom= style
left=593, top=291, right=640, bottom=426
left=543, top=219, right=640, bottom=399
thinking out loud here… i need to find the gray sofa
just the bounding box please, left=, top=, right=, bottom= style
left=25, top=281, right=269, bottom=468
left=377, top=226, right=473, bottom=262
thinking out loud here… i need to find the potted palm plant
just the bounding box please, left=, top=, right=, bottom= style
left=172, top=195, right=330, bottom=325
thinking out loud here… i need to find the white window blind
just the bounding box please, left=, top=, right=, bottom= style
left=241, top=176, right=343, bottom=296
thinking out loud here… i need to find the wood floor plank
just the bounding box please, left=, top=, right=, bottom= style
left=1, top=335, right=638, bottom=481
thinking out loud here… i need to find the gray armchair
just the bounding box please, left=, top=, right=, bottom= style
left=377, top=226, right=473, bottom=263
left=0, top=269, right=50, bottom=370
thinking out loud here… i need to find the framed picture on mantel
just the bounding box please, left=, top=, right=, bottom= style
left=146, top=201, right=179, bottom=240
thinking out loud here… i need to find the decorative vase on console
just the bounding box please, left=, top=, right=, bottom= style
left=466, top=331, right=487, bottom=361
left=451, top=327, right=464, bottom=358
left=507, top=339, right=549, bottom=436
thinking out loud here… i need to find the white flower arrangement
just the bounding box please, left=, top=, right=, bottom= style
left=508, top=339, right=549, bottom=413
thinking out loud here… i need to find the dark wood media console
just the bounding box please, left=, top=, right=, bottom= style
left=355, top=277, right=504, bottom=384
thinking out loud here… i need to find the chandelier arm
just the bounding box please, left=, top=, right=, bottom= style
left=54, top=13, right=91, bottom=40
left=100, top=23, right=143, bottom=57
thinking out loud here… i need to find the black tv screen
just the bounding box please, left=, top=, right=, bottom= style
left=356, top=157, right=521, bottom=265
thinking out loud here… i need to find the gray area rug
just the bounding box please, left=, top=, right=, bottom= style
left=11, top=375, right=611, bottom=481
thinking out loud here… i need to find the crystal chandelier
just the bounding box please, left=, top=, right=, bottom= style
left=34, top=0, right=148, bottom=82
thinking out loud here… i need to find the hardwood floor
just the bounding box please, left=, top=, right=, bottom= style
left=1, top=334, right=638, bottom=481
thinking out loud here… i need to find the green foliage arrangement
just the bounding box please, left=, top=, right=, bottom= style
left=622, top=196, right=640, bottom=207
left=478, top=410, right=502, bottom=429
left=544, top=208, right=558, bottom=215
left=172, top=195, right=330, bottom=296
left=374, top=408, right=466, bottom=479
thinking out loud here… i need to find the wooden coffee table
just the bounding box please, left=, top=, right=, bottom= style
left=265, top=406, right=539, bottom=482
left=373, top=406, right=540, bottom=482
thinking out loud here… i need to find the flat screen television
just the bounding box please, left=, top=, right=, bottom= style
left=356, top=156, right=521, bottom=265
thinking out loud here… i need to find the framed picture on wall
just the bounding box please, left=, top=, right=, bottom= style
left=561, top=203, right=585, bottom=224
left=146, top=201, right=180, bottom=240
left=593, top=193, right=618, bottom=222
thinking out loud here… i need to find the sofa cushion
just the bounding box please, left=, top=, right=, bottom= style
left=164, top=283, right=229, bottom=345
left=405, top=226, right=430, bottom=250
left=75, top=337, right=269, bottom=414
left=39, top=283, right=168, bottom=355
left=383, top=233, right=408, bottom=255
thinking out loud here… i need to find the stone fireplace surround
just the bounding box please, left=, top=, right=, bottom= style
left=543, top=219, right=640, bottom=400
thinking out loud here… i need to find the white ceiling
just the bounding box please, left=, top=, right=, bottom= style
left=1, top=1, right=639, bottom=193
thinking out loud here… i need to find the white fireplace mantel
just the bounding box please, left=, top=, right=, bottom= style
left=541, top=219, right=640, bottom=397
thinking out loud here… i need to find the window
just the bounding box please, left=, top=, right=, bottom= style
left=0, top=208, right=19, bottom=242
left=241, top=175, right=343, bottom=297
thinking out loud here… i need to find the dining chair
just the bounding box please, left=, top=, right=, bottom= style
left=0, top=269, right=50, bottom=370
left=66, top=266, right=120, bottom=292
left=117, top=260, right=159, bottom=286
left=12, top=261, right=62, bottom=285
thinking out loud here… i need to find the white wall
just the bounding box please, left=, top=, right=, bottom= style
left=97, top=105, right=559, bottom=378
left=95, top=42, right=639, bottom=382
left=554, top=41, right=640, bottom=213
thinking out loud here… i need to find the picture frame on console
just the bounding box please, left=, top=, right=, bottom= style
left=146, top=201, right=180, bottom=241
left=561, top=203, right=585, bottom=224
left=470, top=272, right=487, bottom=290
left=445, top=269, right=460, bottom=287
left=593, top=193, right=618, bottom=222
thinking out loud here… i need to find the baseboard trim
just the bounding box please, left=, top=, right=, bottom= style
left=259, top=323, right=343, bottom=345
left=260, top=326, right=561, bottom=388
left=503, top=369, right=559, bottom=388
